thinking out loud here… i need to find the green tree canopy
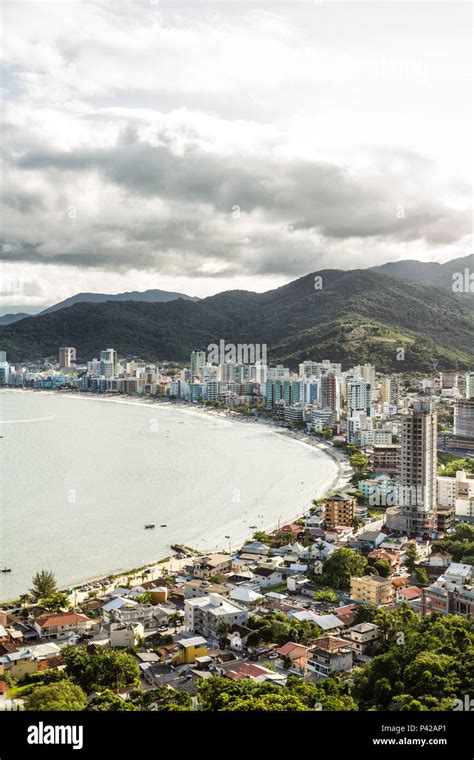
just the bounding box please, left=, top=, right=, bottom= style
left=26, top=681, right=86, bottom=711
left=322, top=547, right=368, bottom=589
left=30, top=569, right=57, bottom=600
left=63, top=646, right=140, bottom=692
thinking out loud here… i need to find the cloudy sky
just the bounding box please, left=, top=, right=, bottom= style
left=1, top=0, right=472, bottom=313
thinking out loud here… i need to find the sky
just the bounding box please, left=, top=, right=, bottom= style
left=0, top=0, right=472, bottom=313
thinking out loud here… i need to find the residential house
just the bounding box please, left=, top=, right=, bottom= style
left=229, top=585, right=264, bottom=606
left=184, top=579, right=230, bottom=600
left=367, top=549, right=401, bottom=570
left=286, top=574, right=311, bottom=593
left=428, top=552, right=453, bottom=568
left=307, top=636, right=353, bottom=677
left=253, top=567, right=284, bottom=589
left=192, top=554, right=233, bottom=579
left=227, top=624, right=253, bottom=653
left=356, top=530, right=386, bottom=550
left=109, top=622, right=144, bottom=648
left=34, top=612, right=94, bottom=640
left=239, top=542, right=270, bottom=556
left=222, top=661, right=286, bottom=685
left=333, top=604, right=358, bottom=627
left=396, top=586, right=422, bottom=605
left=276, top=642, right=309, bottom=675
left=0, top=642, right=61, bottom=681
left=346, top=622, right=379, bottom=654
left=172, top=636, right=208, bottom=665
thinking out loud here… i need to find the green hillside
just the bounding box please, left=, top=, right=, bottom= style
left=1, top=268, right=473, bottom=371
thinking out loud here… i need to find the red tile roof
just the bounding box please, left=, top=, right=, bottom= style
left=35, top=613, right=91, bottom=628
left=313, top=636, right=349, bottom=652
left=398, top=586, right=422, bottom=600
left=225, top=662, right=269, bottom=680
left=277, top=642, right=307, bottom=657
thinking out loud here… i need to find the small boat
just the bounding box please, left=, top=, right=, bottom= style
left=144, top=524, right=155, bottom=529
left=160, top=524, right=167, bottom=528
left=1, top=567, right=12, bottom=573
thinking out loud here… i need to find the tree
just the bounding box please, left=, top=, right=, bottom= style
left=87, top=690, right=138, bottom=711
left=63, top=646, right=140, bottom=692
left=130, top=686, right=192, bottom=711
left=403, top=545, right=418, bottom=574
left=322, top=548, right=368, bottom=589
left=168, top=612, right=182, bottom=632
left=222, top=693, right=311, bottom=711
left=30, top=569, right=57, bottom=600
left=372, top=559, right=392, bottom=578
left=41, top=592, right=72, bottom=612
left=350, top=453, right=369, bottom=471
left=351, top=516, right=365, bottom=530
left=134, top=592, right=152, bottom=605
left=313, top=589, right=337, bottom=604
left=27, top=681, right=86, bottom=711
left=412, top=567, right=429, bottom=585
left=353, top=603, right=378, bottom=624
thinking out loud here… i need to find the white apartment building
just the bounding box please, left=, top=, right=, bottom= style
left=437, top=470, right=474, bottom=507
left=109, top=622, right=144, bottom=648
left=184, top=593, right=249, bottom=641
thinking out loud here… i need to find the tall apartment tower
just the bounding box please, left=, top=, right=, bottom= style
left=464, top=372, right=474, bottom=399
left=320, top=372, right=340, bottom=418
left=354, top=363, right=376, bottom=387
left=59, top=346, right=76, bottom=368
left=190, top=350, right=206, bottom=381
left=347, top=379, right=372, bottom=416
left=399, top=401, right=437, bottom=536
left=100, top=348, right=117, bottom=377
left=454, top=399, right=474, bottom=440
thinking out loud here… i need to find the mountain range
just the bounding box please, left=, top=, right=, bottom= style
left=1, top=257, right=473, bottom=372
left=0, top=288, right=198, bottom=325
left=371, top=254, right=474, bottom=290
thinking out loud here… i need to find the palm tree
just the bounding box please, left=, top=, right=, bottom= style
left=30, top=569, right=57, bottom=600
left=374, top=609, right=395, bottom=644
left=168, top=612, right=182, bottom=632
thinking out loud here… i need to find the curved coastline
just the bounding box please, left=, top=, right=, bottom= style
left=0, top=389, right=348, bottom=602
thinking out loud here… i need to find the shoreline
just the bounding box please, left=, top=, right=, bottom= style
left=0, top=388, right=350, bottom=605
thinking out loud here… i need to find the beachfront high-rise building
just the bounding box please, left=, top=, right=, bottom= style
left=190, top=350, right=206, bottom=381
left=380, top=376, right=398, bottom=405
left=320, top=372, right=340, bottom=418
left=353, top=363, right=376, bottom=387
left=59, top=346, right=76, bottom=368
left=347, top=379, right=372, bottom=417
left=100, top=348, right=117, bottom=378
left=0, top=351, right=9, bottom=385
left=464, top=372, right=474, bottom=399
left=398, top=401, right=437, bottom=536
left=454, top=399, right=474, bottom=440
left=266, top=365, right=290, bottom=380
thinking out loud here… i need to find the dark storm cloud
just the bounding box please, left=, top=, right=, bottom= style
left=2, top=132, right=470, bottom=276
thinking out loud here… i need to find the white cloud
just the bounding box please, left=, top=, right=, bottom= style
left=0, top=0, right=471, bottom=311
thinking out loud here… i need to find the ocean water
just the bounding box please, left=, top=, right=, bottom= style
left=0, top=390, right=339, bottom=600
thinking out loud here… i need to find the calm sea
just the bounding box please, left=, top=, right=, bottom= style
left=0, top=390, right=338, bottom=599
